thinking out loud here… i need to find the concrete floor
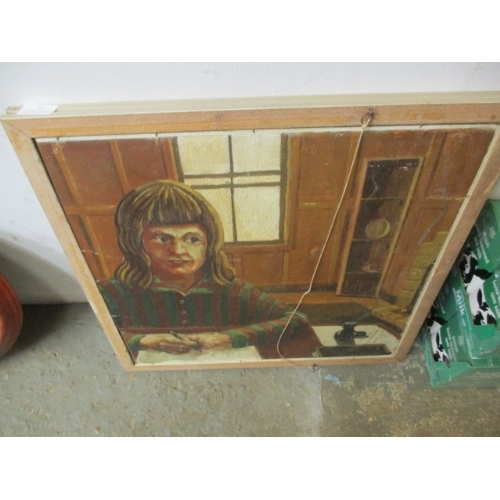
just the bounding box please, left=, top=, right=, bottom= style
left=1, top=303, right=500, bottom=437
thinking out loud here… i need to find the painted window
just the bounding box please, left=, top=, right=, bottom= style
left=168, top=131, right=284, bottom=244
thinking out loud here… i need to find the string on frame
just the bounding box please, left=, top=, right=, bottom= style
left=276, top=109, right=375, bottom=367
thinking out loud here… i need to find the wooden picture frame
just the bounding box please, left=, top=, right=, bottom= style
left=2, top=92, right=500, bottom=371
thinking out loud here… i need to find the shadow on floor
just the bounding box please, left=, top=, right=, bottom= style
left=4, top=304, right=77, bottom=360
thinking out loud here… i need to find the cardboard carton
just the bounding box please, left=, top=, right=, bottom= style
left=422, top=330, right=500, bottom=388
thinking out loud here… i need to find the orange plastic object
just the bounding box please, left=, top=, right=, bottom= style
left=0, top=273, right=23, bottom=358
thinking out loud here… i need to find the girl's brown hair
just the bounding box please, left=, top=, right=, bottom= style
left=114, top=180, right=235, bottom=288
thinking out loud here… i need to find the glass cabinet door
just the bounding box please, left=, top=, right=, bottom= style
left=339, top=158, right=420, bottom=297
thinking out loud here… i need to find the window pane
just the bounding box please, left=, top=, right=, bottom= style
left=186, top=177, right=231, bottom=187
left=193, top=187, right=235, bottom=243
left=231, top=131, right=282, bottom=173
left=177, top=134, right=230, bottom=175
left=234, top=186, right=281, bottom=241
left=232, top=174, right=281, bottom=185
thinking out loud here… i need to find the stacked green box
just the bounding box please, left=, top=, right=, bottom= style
left=422, top=331, right=500, bottom=388
left=421, top=263, right=500, bottom=387
left=452, top=256, right=500, bottom=357
left=422, top=200, right=500, bottom=387
left=426, top=265, right=470, bottom=361
left=457, top=200, right=500, bottom=357
left=470, top=199, right=500, bottom=270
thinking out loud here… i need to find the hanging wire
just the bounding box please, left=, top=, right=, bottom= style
left=276, top=109, right=375, bottom=367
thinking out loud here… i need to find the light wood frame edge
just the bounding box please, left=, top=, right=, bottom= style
left=2, top=122, right=134, bottom=370
left=2, top=93, right=500, bottom=371
left=2, top=92, right=500, bottom=138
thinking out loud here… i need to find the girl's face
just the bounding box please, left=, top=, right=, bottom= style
left=141, top=222, right=208, bottom=282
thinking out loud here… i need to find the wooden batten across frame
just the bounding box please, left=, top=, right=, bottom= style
left=2, top=92, right=500, bottom=371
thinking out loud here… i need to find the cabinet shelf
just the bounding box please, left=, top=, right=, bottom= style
left=345, top=271, right=382, bottom=276
left=361, top=196, right=405, bottom=201
left=352, top=238, right=392, bottom=242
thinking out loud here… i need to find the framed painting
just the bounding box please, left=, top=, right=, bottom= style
left=2, top=93, right=500, bottom=370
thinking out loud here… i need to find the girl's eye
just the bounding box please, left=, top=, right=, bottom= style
left=156, top=236, right=170, bottom=243
left=187, top=237, right=201, bottom=243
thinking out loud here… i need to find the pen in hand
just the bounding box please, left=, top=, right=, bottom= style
left=170, top=331, right=202, bottom=352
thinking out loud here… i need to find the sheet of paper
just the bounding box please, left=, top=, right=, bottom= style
left=136, top=346, right=262, bottom=365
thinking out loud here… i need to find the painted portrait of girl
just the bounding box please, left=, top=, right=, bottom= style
left=97, top=179, right=320, bottom=361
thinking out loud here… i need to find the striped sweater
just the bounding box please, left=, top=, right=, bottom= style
left=97, top=275, right=317, bottom=358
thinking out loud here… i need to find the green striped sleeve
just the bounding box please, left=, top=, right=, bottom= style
left=245, top=324, right=269, bottom=344
left=221, top=329, right=249, bottom=348
left=127, top=335, right=144, bottom=352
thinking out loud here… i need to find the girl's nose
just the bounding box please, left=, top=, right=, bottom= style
left=170, top=239, right=186, bottom=254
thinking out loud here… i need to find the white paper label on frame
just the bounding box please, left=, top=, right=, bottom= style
left=17, top=104, right=58, bottom=116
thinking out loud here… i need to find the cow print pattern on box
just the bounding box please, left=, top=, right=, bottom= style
left=425, top=306, right=451, bottom=366
left=459, top=247, right=497, bottom=326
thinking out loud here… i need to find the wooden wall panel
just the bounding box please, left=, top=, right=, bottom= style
left=86, top=215, right=122, bottom=279
left=425, top=129, right=494, bottom=198
left=285, top=132, right=358, bottom=286
left=110, top=137, right=177, bottom=192
left=67, top=214, right=104, bottom=279
left=240, top=252, right=284, bottom=285
left=37, top=142, right=76, bottom=206
left=380, top=128, right=494, bottom=299
left=357, top=129, right=435, bottom=161
left=286, top=208, right=336, bottom=285
left=224, top=250, right=242, bottom=279
left=56, top=140, right=125, bottom=206
left=381, top=204, right=458, bottom=298
left=296, top=132, right=358, bottom=204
